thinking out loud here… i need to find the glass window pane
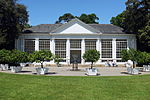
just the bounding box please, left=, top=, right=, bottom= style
left=116, top=39, right=127, bottom=58
left=55, top=39, right=66, bottom=58
left=70, top=40, right=81, bottom=49
left=101, top=39, right=112, bottom=58
left=39, top=39, right=50, bottom=50
left=24, top=39, right=35, bottom=53
left=85, top=39, right=96, bottom=51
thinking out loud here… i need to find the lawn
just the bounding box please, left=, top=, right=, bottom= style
left=0, top=73, right=150, bottom=100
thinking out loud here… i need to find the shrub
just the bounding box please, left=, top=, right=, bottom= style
left=0, top=49, right=11, bottom=64
left=83, top=49, right=100, bottom=69
left=121, top=48, right=150, bottom=67
left=9, top=50, right=29, bottom=66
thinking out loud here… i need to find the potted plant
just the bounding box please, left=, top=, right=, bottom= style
left=53, top=55, right=63, bottom=67
left=29, top=50, right=52, bottom=75
left=121, top=48, right=140, bottom=74
left=83, top=49, right=100, bottom=75
left=9, top=50, right=28, bottom=73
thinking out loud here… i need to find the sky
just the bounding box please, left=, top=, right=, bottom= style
left=18, top=0, right=127, bottom=26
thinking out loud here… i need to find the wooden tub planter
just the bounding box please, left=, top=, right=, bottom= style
left=10, top=66, right=23, bottom=73
left=35, top=67, right=49, bottom=75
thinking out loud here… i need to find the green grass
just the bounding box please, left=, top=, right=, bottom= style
left=0, top=73, right=150, bottom=100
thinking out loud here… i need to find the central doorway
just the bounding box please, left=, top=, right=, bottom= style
left=70, top=50, right=81, bottom=63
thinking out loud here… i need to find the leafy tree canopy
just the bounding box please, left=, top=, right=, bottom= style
left=29, top=50, right=52, bottom=68
left=110, top=11, right=126, bottom=28
left=83, top=49, right=100, bottom=69
left=110, top=0, right=150, bottom=52
left=55, top=13, right=99, bottom=24
left=0, top=0, right=29, bottom=50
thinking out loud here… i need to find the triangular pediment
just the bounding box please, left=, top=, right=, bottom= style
left=51, top=18, right=100, bottom=34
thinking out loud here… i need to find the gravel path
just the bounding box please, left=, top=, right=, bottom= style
left=1, top=66, right=150, bottom=76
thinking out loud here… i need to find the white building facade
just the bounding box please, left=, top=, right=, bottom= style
left=15, top=18, right=136, bottom=65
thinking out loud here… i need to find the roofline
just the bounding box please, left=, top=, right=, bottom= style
left=20, top=32, right=135, bottom=36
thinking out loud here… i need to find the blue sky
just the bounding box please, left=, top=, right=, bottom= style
left=18, top=0, right=126, bottom=26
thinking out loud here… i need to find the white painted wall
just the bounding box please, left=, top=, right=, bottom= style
left=60, top=23, right=93, bottom=34
left=16, top=33, right=136, bottom=65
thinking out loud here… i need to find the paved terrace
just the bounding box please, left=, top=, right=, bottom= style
left=1, top=66, right=150, bottom=76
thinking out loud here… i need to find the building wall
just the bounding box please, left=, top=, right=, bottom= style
left=15, top=33, right=136, bottom=65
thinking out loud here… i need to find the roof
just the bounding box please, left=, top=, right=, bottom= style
left=23, top=19, right=126, bottom=34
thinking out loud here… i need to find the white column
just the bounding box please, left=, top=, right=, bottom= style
left=112, top=38, right=116, bottom=61
left=66, top=39, right=70, bottom=65
left=99, top=39, right=102, bottom=60
left=96, top=39, right=101, bottom=64
left=35, top=38, right=39, bottom=51
left=96, top=39, right=100, bottom=52
left=50, top=39, right=55, bottom=64
left=50, top=39, right=55, bottom=54
left=127, top=38, right=130, bottom=50
left=81, top=39, right=85, bottom=65
left=21, top=38, right=24, bottom=52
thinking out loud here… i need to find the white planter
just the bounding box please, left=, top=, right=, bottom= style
left=143, top=65, right=150, bottom=72
left=0, top=64, right=9, bottom=71
left=86, top=68, right=98, bottom=76
left=35, top=67, right=49, bottom=75
left=127, top=67, right=139, bottom=75
left=11, top=66, right=23, bottom=73
left=20, top=63, right=26, bottom=67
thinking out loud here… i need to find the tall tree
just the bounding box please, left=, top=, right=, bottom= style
left=110, top=11, right=126, bottom=28
left=125, top=0, right=150, bottom=52
left=111, top=0, right=150, bottom=52
left=78, top=13, right=99, bottom=24
left=124, top=0, right=150, bottom=33
left=55, top=13, right=99, bottom=24
left=55, top=13, right=75, bottom=24
left=0, top=0, right=28, bottom=50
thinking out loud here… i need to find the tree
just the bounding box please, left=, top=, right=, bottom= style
left=110, top=11, right=126, bottom=28
left=78, top=13, right=99, bottom=24
left=121, top=48, right=141, bottom=68
left=111, top=0, right=150, bottom=52
left=124, top=0, right=149, bottom=33
left=55, top=13, right=75, bottom=24
left=9, top=50, right=29, bottom=66
left=29, top=50, right=52, bottom=68
left=124, top=0, right=150, bottom=52
left=0, top=0, right=28, bottom=50
left=138, top=21, right=150, bottom=51
left=83, top=50, right=100, bottom=69
left=16, top=4, right=29, bottom=32
left=55, top=13, right=99, bottom=24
